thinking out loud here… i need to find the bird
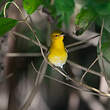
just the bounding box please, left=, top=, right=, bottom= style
left=48, top=31, right=68, bottom=68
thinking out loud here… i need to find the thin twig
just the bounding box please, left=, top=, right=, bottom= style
left=45, top=60, right=110, bottom=97
left=44, top=75, right=88, bottom=92
left=80, top=92, right=105, bottom=110
left=44, top=75, right=109, bottom=97
left=6, top=53, right=42, bottom=57
left=55, top=66, right=110, bottom=97
left=0, top=73, right=13, bottom=83
left=20, top=60, right=47, bottom=110
left=34, top=60, right=47, bottom=85
left=67, top=60, right=103, bottom=78
left=99, top=19, right=106, bottom=79
left=28, top=64, right=110, bottom=97
left=4, top=1, right=25, bottom=18
left=31, top=63, right=105, bottom=97
left=66, top=34, right=100, bottom=48
left=23, top=20, right=49, bottom=65
left=26, top=62, right=110, bottom=98
left=31, top=62, right=106, bottom=97
left=68, top=43, right=90, bottom=53
left=28, top=15, right=35, bottom=29
left=13, top=32, right=47, bottom=51
left=99, top=20, right=104, bottom=50
left=80, top=56, right=99, bottom=82
left=99, top=19, right=104, bottom=71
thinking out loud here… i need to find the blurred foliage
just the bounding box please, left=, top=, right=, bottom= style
left=75, top=0, right=110, bottom=34
left=23, top=0, right=74, bottom=27
left=0, top=17, right=18, bottom=36
left=98, top=29, right=110, bottom=83
left=0, top=0, right=75, bottom=36
left=23, top=0, right=43, bottom=14
left=22, top=26, right=48, bottom=53
left=103, top=16, right=110, bottom=33
left=53, top=0, right=74, bottom=27
left=75, top=0, right=110, bottom=85
left=75, top=7, right=96, bottom=35
left=0, top=10, right=4, bottom=17
left=0, top=0, right=3, bottom=3
left=101, top=29, right=110, bottom=61
left=86, top=0, right=110, bottom=16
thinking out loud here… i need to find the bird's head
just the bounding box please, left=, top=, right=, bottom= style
left=51, top=31, right=64, bottom=41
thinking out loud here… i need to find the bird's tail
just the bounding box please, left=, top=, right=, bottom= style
left=59, top=67, right=70, bottom=80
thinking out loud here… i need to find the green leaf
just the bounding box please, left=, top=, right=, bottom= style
left=0, top=17, right=18, bottom=36
left=87, top=0, right=110, bottom=16
left=43, top=0, right=74, bottom=27
left=23, top=0, right=42, bottom=14
left=75, top=7, right=96, bottom=35
left=102, top=16, right=110, bottom=33
left=0, top=0, right=3, bottom=3
left=63, top=13, right=71, bottom=27
left=101, top=30, right=110, bottom=60
left=8, top=0, right=14, bottom=2
left=0, top=10, right=4, bottom=17
left=54, top=0, right=74, bottom=27
left=95, top=16, right=110, bottom=33
left=54, top=0, right=74, bottom=14
left=97, top=29, right=110, bottom=85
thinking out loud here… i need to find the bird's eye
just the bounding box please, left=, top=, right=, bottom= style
left=56, top=35, right=58, bottom=37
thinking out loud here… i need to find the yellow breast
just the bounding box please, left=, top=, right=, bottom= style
left=48, top=48, right=67, bottom=67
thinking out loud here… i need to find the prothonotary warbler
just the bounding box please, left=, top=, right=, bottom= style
left=48, top=32, right=68, bottom=68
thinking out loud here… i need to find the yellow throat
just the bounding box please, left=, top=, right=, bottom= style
left=48, top=32, right=68, bottom=68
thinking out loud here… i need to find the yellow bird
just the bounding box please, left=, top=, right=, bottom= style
left=48, top=32, right=68, bottom=68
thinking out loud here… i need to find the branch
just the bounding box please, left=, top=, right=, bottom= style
left=20, top=60, right=47, bottom=110
left=66, top=34, right=100, bottom=48
left=13, top=32, right=48, bottom=51
left=67, top=60, right=103, bottom=78
left=6, top=53, right=42, bottom=57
